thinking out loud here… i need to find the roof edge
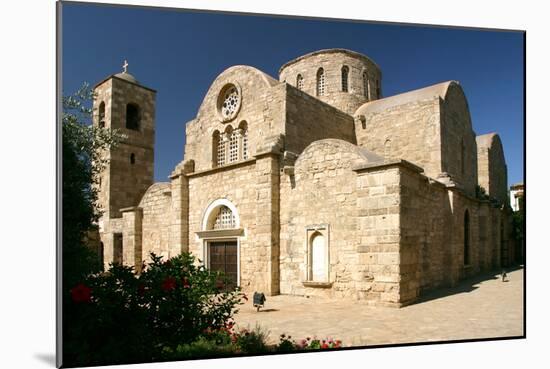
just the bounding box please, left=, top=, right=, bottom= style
left=93, top=74, right=157, bottom=93
left=279, top=48, right=381, bottom=75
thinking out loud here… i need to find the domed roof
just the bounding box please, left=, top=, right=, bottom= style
left=114, top=71, right=139, bottom=84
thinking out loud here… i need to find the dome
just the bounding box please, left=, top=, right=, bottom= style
left=114, top=71, right=139, bottom=84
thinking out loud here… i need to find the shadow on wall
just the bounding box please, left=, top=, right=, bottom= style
left=415, top=265, right=523, bottom=305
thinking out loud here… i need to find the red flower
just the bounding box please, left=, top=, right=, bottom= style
left=162, top=277, right=177, bottom=291
left=182, top=277, right=191, bottom=289
left=70, top=283, right=92, bottom=303
left=321, top=343, right=329, bottom=349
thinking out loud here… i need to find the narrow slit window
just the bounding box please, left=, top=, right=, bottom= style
left=341, top=66, right=349, bottom=92
left=296, top=74, right=304, bottom=90
left=99, top=102, right=105, bottom=128
left=316, top=68, right=325, bottom=96
left=216, top=131, right=226, bottom=166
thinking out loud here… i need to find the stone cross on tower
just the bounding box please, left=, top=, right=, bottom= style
left=122, top=59, right=128, bottom=73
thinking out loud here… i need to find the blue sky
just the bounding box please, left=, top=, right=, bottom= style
left=62, top=2, right=524, bottom=186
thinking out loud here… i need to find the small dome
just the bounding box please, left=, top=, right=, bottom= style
left=115, top=71, right=139, bottom=84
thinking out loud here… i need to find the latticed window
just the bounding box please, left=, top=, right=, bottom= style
left=363, top=72, right=369, bottom=98
left=229, top=130, right=239, bottom=163
left=296, top=74, right=304, bottom=90
left=220, top=86, right=240, bottom=120
left=341, top=66, right=349, bottom=92
left=242, top=129, right=249, bottom=159
left=217, top=138, right=226, bottom=166
left=316, top=68, right=325, bottom=96
left=213, top=206, right=236, bottom=229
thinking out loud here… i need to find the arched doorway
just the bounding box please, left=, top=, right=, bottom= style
left=198, top=199, right=242, bottom=290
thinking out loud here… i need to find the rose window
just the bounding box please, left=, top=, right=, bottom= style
left=220, top=86, right=240, bottom=120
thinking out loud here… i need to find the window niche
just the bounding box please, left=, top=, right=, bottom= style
left=98, top=101, right=106, bottom=128
left=316, top=68, right=325, bottom=96
left=362, top=71, right=369, bottom=98
left=303, top=224, right=332, bottom=288
left=296, top=74, right=304, bottom=90
left=126, top=103, right=141, bottom=130
left=341, top=66, right=349, bottom=92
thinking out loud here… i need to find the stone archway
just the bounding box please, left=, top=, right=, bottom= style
left=198, top=199, right=242, bottom=289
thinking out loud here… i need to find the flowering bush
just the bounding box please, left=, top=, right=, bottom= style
left=277, top=335, right=343, bottom=351
left=299, top=337, right=342, bottom=349
left=64, top=252, right=246, bottom=367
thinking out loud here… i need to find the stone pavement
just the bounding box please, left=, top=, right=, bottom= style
left=234, top=268, right=524, bottom=346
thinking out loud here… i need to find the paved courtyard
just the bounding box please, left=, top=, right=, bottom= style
left=234, top=268, right=524, bottom=346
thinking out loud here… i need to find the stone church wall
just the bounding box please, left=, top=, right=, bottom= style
left=186, top=160, right=270, bottom=293
left=138, top=182, right=174, bottom=262
left=477, top=133, right=508, bottom=205
left=280, top=139, right=386, bottom=301
left=354, top=97, right=443, bottom=180
left=284, top=84, right=356, bottom=155
left=184, top=66, right=284, bottom=172
left=279, top=49, right=382, bottom=115
left=440, top=84, right=478, bottom=196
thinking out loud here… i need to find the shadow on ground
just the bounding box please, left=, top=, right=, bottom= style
left=414, top=265, right=523, bottom=305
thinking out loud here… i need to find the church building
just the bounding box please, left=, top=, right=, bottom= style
left=93, top=49, right=516, bottom=307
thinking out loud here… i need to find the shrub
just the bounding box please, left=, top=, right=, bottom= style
left=64, top=252, right=246, bottom=367
left=276, top=334, right=297, bottom=352
left=234, top=325, right=270, bottom=354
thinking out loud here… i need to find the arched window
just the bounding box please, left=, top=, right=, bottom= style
left=228, top=127, right=239, bottom=163
left=363, top=72, right=369, bottom=98
left=316, top=68, right=325, bottom=96
left=296, top=74, right=304, bottom=90
left=213, top=130, right=226, bottom=167
left=211, top=206, right=236, bottom=230
left=239, top=121, right=249, bottom=160
left=341, top=66, right=349, bottom=92
left=126, top=103, right=140, bottom=130
left=98, top=102, right=105, bottom=128
left=464, top=210, right=470, bottom=265
left=309, top=232, right=327, bottom=282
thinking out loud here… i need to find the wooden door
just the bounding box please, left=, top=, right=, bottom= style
left=209, top=241, right=238, bottom=290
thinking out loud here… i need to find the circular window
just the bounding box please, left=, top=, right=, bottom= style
left=217, top=84, right=241, bottom=122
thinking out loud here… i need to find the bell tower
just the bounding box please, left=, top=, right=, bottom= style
left=93, top=61, right=156, bottom=221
